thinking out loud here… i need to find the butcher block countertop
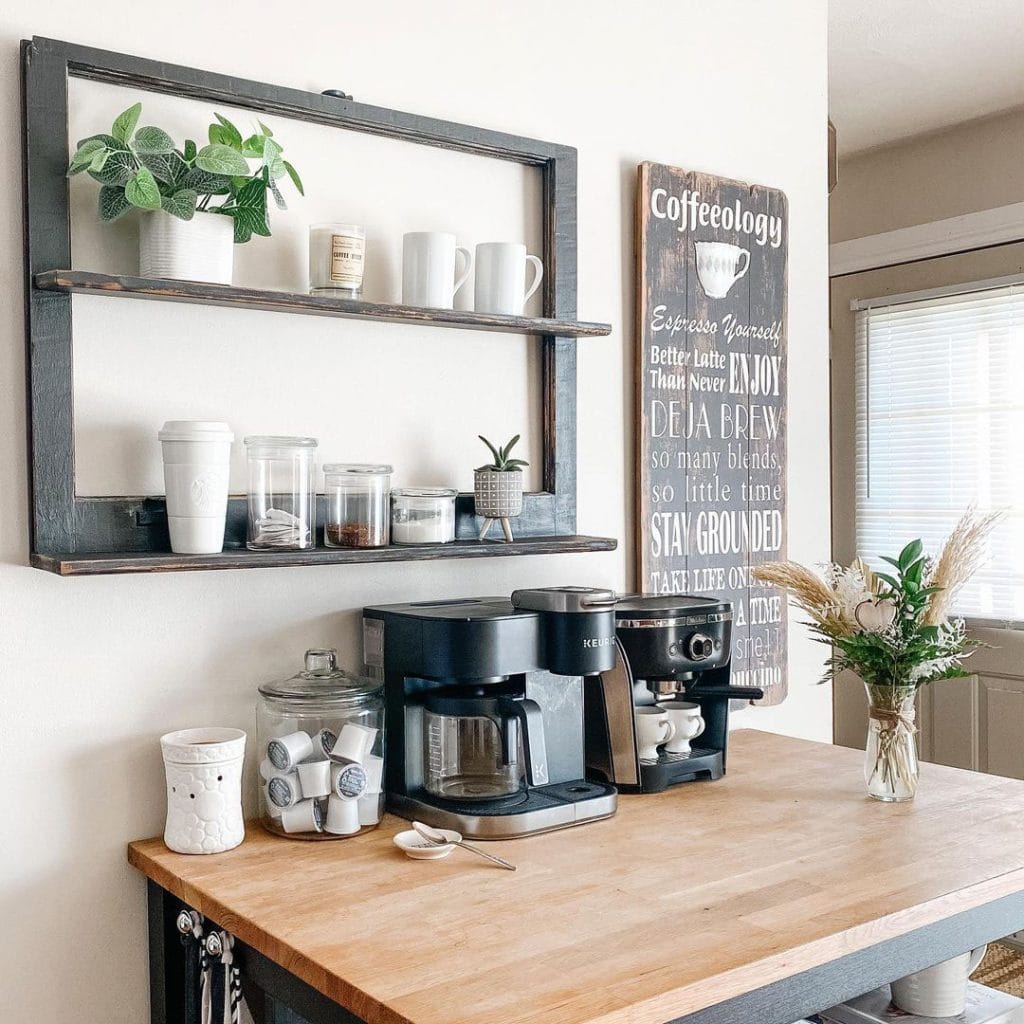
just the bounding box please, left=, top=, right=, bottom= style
left=128, top=730, right=1024, bottom=1024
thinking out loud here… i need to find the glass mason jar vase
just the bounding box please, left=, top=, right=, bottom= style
left=257, top=649, right=384, bottom=839
left=864, top=683, right=919, bottom=802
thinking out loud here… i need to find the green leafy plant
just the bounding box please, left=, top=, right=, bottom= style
left=67, top=103, right=304, bottom=243
left=476, top=434, right=529, bottom=472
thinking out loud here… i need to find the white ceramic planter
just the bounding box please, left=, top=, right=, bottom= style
left=139, top=211, right=234, bottom=284
left=473, top=469, right=524, bottom=518
left=890, top=946, right=988, bottom=1016
left=160, top=727, right=246, bottom=855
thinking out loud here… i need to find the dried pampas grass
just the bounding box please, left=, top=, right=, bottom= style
left=752, top=561, right=849, bottom=632
left=923, top=508, right=1004, bottom=625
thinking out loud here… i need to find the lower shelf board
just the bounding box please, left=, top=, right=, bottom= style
left=31, top=535, right=618, bottom=576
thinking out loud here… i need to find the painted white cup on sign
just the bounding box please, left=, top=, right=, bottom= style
left=694, top=240, right=750, bottom=299
left=661, top=701, right=705, bottom=755
left=402, top=232, right=472, bottom=308
left=634, top=707, right=675, bottom=761
left=474, top=242, right=544, bottom=316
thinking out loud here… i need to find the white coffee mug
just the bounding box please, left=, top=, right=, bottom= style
left=158, top=420, right=233, bottom=555
left=694, top=240, right=750, bottom=299
left=890, top=947, right=987, bottom=1017
left=662, top=701, right=705, bottom=755
left=474, top=242, right=544, bottom=316
left=402, top=232, right=472, bottom=308
left=635, top=707, right=675, bottom=761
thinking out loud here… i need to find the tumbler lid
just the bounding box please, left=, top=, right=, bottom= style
left=158, top=420, right=234, bottom=442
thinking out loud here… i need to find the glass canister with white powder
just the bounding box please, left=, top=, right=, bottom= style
left=391, top=487, right=457, bottom=544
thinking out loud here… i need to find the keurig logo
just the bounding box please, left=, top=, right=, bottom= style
left=583, top=636, right=614, bottom=648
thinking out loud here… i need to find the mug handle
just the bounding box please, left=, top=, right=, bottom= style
left=523, top=254, right=544, bottom=306
left=660, top=719, right=676, bottom=745
left=968, top=945, right=988, bottom=974
left=453, top=246, right=473, bottom=295
left=692, top=714, right=706, bottom=740
left=735, top=249, right=751, bottom=281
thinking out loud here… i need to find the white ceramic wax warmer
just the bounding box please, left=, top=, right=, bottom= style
left=161, top=727, right=246, bottom=855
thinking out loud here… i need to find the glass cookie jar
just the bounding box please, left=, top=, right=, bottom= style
left=256, top=649, right=384, bottom=840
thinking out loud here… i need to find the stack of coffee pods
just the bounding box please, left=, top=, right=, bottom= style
left=260, top=723, right=384, bottom=836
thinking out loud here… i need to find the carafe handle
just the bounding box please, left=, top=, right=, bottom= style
left=498, top=697, right=549, bottom=787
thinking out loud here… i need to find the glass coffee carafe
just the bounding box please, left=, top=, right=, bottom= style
left=424, top=690, right=548, bottom=800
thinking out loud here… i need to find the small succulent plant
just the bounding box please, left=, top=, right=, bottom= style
left=477, top=434, right=529, bottom=473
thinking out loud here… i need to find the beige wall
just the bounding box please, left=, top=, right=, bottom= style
left=830, top=106, right=1024, bottom=242
left=1, top=4, right=830, bottom=1019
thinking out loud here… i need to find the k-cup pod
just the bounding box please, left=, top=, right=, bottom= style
left=281, top=798, right=325, bottom=834
left=358, top=791, right=383, bottom=826
left=267, top=731, right=314, bottom=771
left=259, top=757, right=279, bottom=781
left=362, top=754, right=384, bottom=794
left=267, top=773, right=302, bottom=809
left=324, top=795, right=361, bottom=835
left=309, top=728, right=338, bottom=759
left=330, top=723, right=377, bottom=764
left=296, top=759, right=332, bottom=800
left=332, top=761, right=368, bottom=800
left=262, top=782, right=283, bottom=821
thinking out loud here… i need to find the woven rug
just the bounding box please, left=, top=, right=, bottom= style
left=972, top=943, right=1024, bottom=998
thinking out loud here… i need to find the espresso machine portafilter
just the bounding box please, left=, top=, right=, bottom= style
left=363, top=586, right=620, bottom=838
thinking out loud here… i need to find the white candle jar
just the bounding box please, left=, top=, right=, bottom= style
left=309, top=223, right=366, bottom=297
left=256, top=649, right=384, bottom=841
left=391, top=487, right=457, bottom=545
left=160, top=727, right=247, bottom=855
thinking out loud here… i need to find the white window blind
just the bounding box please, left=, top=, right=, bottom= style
left=854, top=280, right=1024, bottom=625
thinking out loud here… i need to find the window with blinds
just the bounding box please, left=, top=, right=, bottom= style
left=854, top=280, right=1024, bottom=625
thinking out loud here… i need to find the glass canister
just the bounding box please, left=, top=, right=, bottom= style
left=244, top=435, right=318, bottom=550
left=257, top=649, right=384, bottom=839
left=324, top=463, right=392, bottom=548
left=391, top=487, right=457, bottom=544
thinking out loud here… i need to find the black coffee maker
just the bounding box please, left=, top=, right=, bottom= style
left=583, top=595, right=763, bottom=793
left=363, top=587, right=619, bottom=838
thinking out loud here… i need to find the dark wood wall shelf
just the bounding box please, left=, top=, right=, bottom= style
left=35, top=271, right=613, bottom=339
left=32, top=535, right=617, bottom=577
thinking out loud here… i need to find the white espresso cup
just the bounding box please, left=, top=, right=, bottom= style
left=158, top=420, right=234, bottom=555
left=402, top=232, right=472, bottom=308
left=693, top=240, right=750, bottom=299
left=661, top=701, right=706, bottom=755
left=635, top=707, right=675, bottom=761
left=474, top=242, right=544, bottom=316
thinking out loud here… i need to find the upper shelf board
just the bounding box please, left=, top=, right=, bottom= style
left=34, top=271, right=612, bottom=338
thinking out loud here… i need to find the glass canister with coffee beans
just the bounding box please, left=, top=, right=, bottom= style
left=256, top=649, right=384, bottom=839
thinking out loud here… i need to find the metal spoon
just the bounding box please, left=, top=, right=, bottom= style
left=412, top=821, right=517, bottom=871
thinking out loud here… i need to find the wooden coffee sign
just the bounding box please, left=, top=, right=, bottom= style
left=635, top=162, right=788, bottom=704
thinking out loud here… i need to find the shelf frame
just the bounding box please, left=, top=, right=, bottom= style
left=21, top=36, right=603, bottom=569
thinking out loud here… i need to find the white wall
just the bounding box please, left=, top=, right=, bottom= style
left=0, top=3, right=829, bottom=1019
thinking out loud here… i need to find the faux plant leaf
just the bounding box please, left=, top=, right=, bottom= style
left=478, top=435, right=502, bottom=466
left=180, top=167, right=233, bottom=196
left=183, top=139, right=197, bottom=162
left=124, top=167, right=162, bottom=210
left=241, top=133, right=266, bottom=158
left=88, top=149, right=138, bottom=186
left=139, top=150, right=188, bottom=186
left=229, top=175, right=270, bottom=242
left=207, top=125, right=228, bottom=147
left=88, top=149, right=110, bottom=173
left=504, top=434, right=521, bottom=456
left=68, top=137, right=106, bottom=171
left=898, top=539, right=924, bottom=569
left=874, top=571, right=900, bottom=591
left=259, top=120, right=274, bottom=137
left=98, top=185, right=131, bottom=222
left=270, top=179, right=287, bottom=210
left=213, top=113, right=243, bottom=148
left=282, top=160, right=304, bottom=196
left=263, top=137, right=282, bottom=175
left=111, top=102, right=142, bottom=144
left=194, top=143, right=250, bottom=176
left=160, top=188, right=198, bottom=220
left=134, top=126, right=176, bottom=155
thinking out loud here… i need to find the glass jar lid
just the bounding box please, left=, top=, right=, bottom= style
left=323, top=463, right=393, bottom=475
left=244, top=435, right=318, bottom=458
left=393, top=487, right=458, bottom=498
left=258, top=648, right=381, bottom=710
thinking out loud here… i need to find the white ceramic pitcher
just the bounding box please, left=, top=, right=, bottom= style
left=890, top=945, right=987, bottom=1016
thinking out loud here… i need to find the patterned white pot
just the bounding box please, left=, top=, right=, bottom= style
left=160, top=727, right=246, bottom=855
left=139, top=211, right=234, bottom=284
left=474, top=469, right=524, bottom=518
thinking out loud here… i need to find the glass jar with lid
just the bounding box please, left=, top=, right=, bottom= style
left=256, top=649, right=384, bottom=839
left=391, top=487, right=457, bottom=544
left=244, top=435, right=318, bottom=550
left=324, top=463, right=392, bottom=548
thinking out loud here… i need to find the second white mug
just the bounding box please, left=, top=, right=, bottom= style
left=661, top=701, right=706, bottom=755
left=402, top=232, right=472, bottom=309
left=474, top=242, right=544, bottom=316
